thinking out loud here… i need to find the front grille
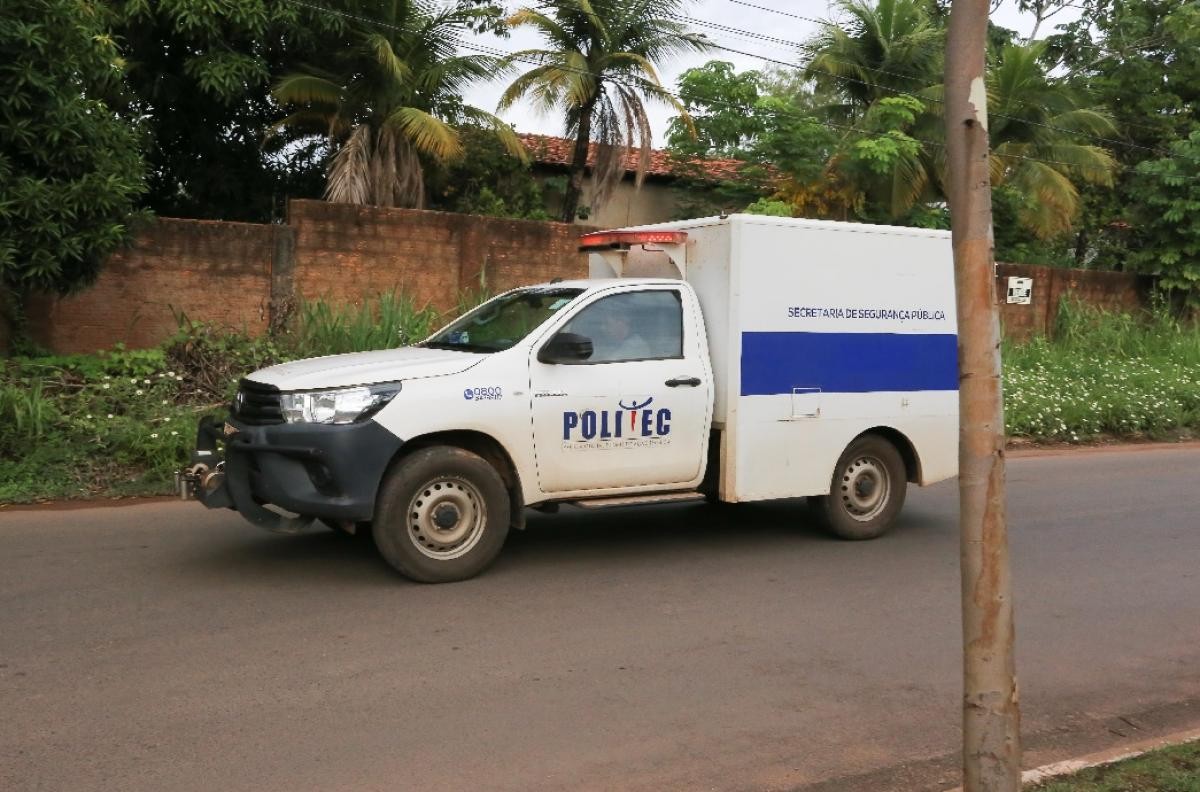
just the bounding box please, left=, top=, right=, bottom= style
left=233, top=379, right=284, bottom=425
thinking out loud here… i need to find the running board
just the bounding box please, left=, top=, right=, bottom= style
left=570, top=491, right=705, bottom=509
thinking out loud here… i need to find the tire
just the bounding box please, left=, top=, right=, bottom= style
left=811, top=434, right=907, bottom=540
left=373, top=446, right=510, bottom=583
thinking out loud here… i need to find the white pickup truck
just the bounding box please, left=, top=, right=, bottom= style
left=180, top=214, right=959, bottom=582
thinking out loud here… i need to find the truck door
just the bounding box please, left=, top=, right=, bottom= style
left=529, top=287, right=712, bottom=494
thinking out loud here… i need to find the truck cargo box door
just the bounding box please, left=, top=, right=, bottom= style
left=529, top=289, right=711, bottom=494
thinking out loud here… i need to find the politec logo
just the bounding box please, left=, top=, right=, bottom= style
left=562, top=396, right=671, bottom=441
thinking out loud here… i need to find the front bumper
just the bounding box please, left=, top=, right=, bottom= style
left=179, top=415, right=403, bottom=531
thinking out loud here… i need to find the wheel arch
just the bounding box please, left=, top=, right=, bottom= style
left=389, top=430, right=526, bottom=528
left=855, top=426, right=922, bottom=484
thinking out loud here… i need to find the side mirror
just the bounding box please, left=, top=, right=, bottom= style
left=538, top=332, right=594, bottom=364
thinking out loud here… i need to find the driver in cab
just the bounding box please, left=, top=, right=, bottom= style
left=591, top=304, right=652, bottom=362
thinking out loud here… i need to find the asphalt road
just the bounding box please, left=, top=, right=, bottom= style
left=2, top=446, right=1199, bottom=792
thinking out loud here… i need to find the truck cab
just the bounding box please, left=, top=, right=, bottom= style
left=182, top=215, right=959, bottom=583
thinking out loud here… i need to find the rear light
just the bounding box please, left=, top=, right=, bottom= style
left=578, top=230, right=688, bottom=250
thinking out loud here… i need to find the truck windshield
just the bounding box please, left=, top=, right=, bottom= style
left=422, top=287, right=585, bottom=353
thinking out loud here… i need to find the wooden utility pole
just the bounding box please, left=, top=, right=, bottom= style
left=944, top=2, right=1022, bottom=791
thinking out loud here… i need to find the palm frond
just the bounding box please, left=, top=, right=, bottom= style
left=1008, top=159, right=1079, bottom=238
left=460, top=107, right=530, bottom=163
left=272, top=73, right=343, bottom=108
left=326, top=124, right=372, bottom=206
left=507, top=8, right=577, bottom=51
left=385, top=107, right=463, bottom=162
left=364, top=33, right=412, bottom=83
left=497, top=61, right=560, bottom=112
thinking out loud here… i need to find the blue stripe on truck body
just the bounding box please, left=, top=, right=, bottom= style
left=740, top=331, right=959, bottom=396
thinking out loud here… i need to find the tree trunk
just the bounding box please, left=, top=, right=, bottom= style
left=561, top=96, right=598, bottom=223
left=944, top=2, right=1023, bottom=791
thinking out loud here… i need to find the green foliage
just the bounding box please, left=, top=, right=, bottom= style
left=288, top=292, right=443, bottom=357
left=0, top=291, right=477, bottom=502
left=1126, top=131, right=1200, bottom=300
left=666, top=8, right=1117, bottom=244
left=663, top=62, right=838, bottom=221
left=163, top=320, right=284, bottom=402
left=992, top=185, right=1077, bottom=267
left=0, top=378, right=53, bottom=445
left=1029, top=735, right=1199, bottom=791
left=1047, top=0, right=1200, bottom=269
left=845, top=97, right=925, bottom=178
left=743, top=199, right=792, bottom=217
left=804, top=0, right=944, bottom=117
left=0, top=348, right=220, bottom=501
left=669, top=172, right=772, bottom=221
left=108, top=0, right=347, bottom=221
left=1004, top=302, right=1200, bottom=441
left=987, top=42, right=1117, bottom=240
left=272, top=1, right=519, bottom=209
left=426, top=125, right=552, bottom=220
left=667, top=61, right=766, bottom=158
left=0, top=0, right=147, bottom=296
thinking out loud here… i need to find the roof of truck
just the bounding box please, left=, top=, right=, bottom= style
left=625, top=213, right=953, bottom=240
left=526, top=278, right=681, bottom=291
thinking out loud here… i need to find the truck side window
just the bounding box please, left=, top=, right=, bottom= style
left=558, top=290, right=683, bottom=363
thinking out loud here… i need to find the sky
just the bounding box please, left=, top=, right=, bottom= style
left=460, top=0, right=1084, bottom=146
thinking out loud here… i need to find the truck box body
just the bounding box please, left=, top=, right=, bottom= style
left=595, top=215, right=959, bottom=502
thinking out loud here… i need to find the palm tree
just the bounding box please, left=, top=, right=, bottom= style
left=987, top=42, right=1117, bottom=238
left=499, top=0, right=709, bottom=223
left=799, top=0, right=945, bottom=218
left=272, top=1, right=524, bottom=208
left=803, top=4, right=1115, bottom=237
left=804, top=0, right=944, bottom=121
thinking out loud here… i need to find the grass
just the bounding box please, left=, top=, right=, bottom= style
left=289, top=292, right=443, bottom=357
left=1030, top=739, right=1200, bottom=791
left=1003, top=301, right=1200, bottom=442
left=0, top=293, right=458, bottom=503
left=0, top=295, right=1196, bottom=503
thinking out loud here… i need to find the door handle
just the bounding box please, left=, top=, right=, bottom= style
left=665, top=376, right=702, bottom=388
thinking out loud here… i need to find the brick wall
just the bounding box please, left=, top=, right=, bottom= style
left=287, top=200, right=591, bottom=312
left=995, top=263, right=1152, bottom=341
left=25, top=202, right=592, bottom=353
left=21, top=204, right=1153, bottom=353
left=26, top=219, right=276, bottom=354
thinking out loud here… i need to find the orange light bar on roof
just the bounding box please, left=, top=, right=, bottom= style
left=578, top=230, right=688, bottom=250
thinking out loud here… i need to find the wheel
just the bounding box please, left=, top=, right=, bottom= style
left=373, top=446, right=510, bottom=583
left=811, top=434, right=907, bottom=540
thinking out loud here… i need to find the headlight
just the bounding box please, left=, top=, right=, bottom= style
left=279, top=382, right=401, bottom=425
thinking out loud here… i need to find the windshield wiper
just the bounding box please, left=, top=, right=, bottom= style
left=421, top=341, right=495, bottom=353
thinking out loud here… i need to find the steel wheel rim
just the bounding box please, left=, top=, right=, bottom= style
left=839, top=455, right=890, bottom=522
left=406, top=477, right=487, bottom=560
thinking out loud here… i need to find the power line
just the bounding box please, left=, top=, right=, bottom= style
left=669, top=9, right=1173, bottom=157
left=528, top=0, right=1177, bottom=148
left=689, top=33, right=1170, bottom=158
left=722, top=0, right=1181, bottom=138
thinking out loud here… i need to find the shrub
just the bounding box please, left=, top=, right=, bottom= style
left=1004, top=301, right=1200, bottom=441
left=287, top=292, right=443, bottom=357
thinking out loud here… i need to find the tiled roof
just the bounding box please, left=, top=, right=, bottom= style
left=518, top=133, right=749, bottom=183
